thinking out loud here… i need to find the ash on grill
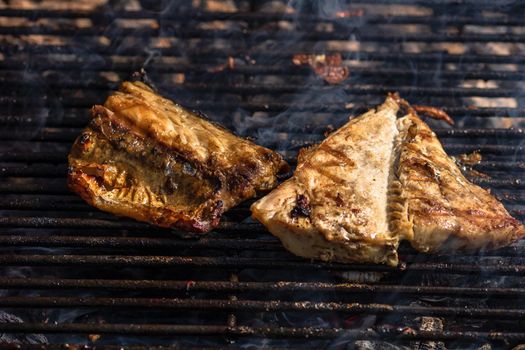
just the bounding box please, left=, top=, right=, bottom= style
left=1, top=0, right=525, bottom=349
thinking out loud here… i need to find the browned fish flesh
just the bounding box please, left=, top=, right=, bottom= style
left=68, top=81, right=289, bottom=233
left=251, top=95, right=525, bottom=265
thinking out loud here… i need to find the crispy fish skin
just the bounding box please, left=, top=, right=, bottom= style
left=252, top=95, right=525, bottom=265
left=252, top=96, right=401, bottom=266
left=68, top=81, right=289, bottom=233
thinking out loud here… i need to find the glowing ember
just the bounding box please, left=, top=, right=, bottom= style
left=207, top=56, right=236, bottom=73
left=334, top=9, right=365, bottom=18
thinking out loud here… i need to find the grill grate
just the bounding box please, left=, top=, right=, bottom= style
left=1, top=0, right=525, bottom=349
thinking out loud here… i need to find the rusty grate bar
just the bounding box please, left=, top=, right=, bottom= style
left=4, top=43, right=525, bottom=65
left=0, top=233, right=521, bottom=256
left=0, top=235, right=281, bottom=251
left=1, top=8, right=524, bottom=26
left=3, top=59, right=525, bottom=82
left=0, top=254, right=521, bottom=275
left=0, top=217, right=258, bottom=231
left=0, top=296, right=523, bottom=319
left=0, top=323, right=522, bottom=342
left=0, top=346, right=271, bottom=350
left=0, top=277, right=523, bottom=298
left=2, top=25, right=525, bottom=43
left=177, top=83, right=525, bottom=97
left=0, top=346, right=317, bottom=350
left=5, top=42, right=525, bottom=67
left=4, top=78, right=525, bottom=98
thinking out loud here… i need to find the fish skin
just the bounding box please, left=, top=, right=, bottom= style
left=68, top=81, right=289, bottom=233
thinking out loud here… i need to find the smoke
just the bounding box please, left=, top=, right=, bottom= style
left=3, top=0, right=525, bottom=348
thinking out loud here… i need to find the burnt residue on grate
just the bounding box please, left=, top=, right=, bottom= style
left=1, top=0, right=525, bottom=349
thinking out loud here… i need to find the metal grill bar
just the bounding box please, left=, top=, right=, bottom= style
left=3, top=103, right=524, bottom=120
left=3, top=25, right=525, bottom=43
left=0, top=346, right=284, bottom=350
left=0, top=277, right=523, bottom=297
left=0, top=217, right=260, bottom=232
left=3, top=59, right=525, bottom=82
left=4, top=79, right=525, bottom=98
left=0, top=234, right=522, bottom=259
left=0, top=235, right=282, bottom=251
left=0, top=254, right=521, bottom=275
left=2, top=108, right=524, bottom=127
left=0, top=323, right=523, bottom=342
left=4, top=43, right=525, bottom=66
left=177, top=83, right=525, bottom=97
left=0, top=296, right=522, bottom=319
left=2, top=9, right=524, bottom=26
left=0, top=180, right=67, bottom=194
left=0, top=164, right=68, bottom=177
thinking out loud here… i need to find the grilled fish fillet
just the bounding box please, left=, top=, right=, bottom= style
left=393, top=112, right=525, bottom=253
left=252, top=97, right=401, bottom=266
left=68, top=81, right=289, bottom=233
left=251, top=95, right=525, bottom=265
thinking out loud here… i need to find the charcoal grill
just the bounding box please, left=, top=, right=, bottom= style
left=1, top=0, right=525, bottom=349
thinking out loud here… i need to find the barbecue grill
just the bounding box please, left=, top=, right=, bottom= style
left=1, top=0, right=525, bottom=349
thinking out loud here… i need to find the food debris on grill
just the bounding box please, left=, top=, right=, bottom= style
left=207, top=56, right=236, bottom=73
left=88, top=334, right=101, bottom=342
left=68, top=81, right=289, bottom=233
left=334, top=9, right=365, bottom=18
left=456, top=151, right=483, bottom=166
left=412, top=105, right=455, bottom=126
left=292, top=53, right=349, bottom=84
left=251, top=94, right=525, bottom=266
left=454, top=151, right=490, bottom=179
left=411, top=316, right=446, bottom=350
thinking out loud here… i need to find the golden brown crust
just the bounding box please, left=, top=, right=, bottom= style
left=252, top=96, right=401, bottom=266
left=252, top=95, right=525, bottom=265
left=395, top=112, right=525, bottom=252
left=68, top=81, right=289, bottom=233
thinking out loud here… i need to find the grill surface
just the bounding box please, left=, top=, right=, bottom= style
left=1, top=1, right=525, bottom=349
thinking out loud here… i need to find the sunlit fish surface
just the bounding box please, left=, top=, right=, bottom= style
left=252, top=95, right=525, bottom=266
left=68, top=81, right=289, bottom=233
